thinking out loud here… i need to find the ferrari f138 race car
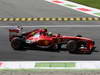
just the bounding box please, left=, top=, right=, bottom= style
left=9, top=26, right=96, bottom=54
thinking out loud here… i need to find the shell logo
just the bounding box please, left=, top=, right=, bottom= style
left=44, top=40, right=49, bottom=45
left=38, top=40, right=50, bottom=46
left=31, top=32, right=35, bottom=35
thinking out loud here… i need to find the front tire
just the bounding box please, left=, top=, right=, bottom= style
left=67, top=40, right=77, bottom=53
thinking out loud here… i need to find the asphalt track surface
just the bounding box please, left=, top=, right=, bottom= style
left=0, top=0, right=100, bottom=61
left=0, top=71, right=100, bottom=75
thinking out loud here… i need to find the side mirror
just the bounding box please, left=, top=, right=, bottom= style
left=21, top=27, right=23, bottom=30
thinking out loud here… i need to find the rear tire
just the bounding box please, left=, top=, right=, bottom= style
left=11, top=37, right=24, bottom=51
left=67, top=40, right=77, bottom=53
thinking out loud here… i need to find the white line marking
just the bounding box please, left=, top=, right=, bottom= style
left=0, top=25, right=100, bottom=28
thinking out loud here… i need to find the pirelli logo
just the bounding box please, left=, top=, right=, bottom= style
left=0, top=17, right=100, bottom=21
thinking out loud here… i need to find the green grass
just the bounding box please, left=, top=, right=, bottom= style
left=35, top=62, right=75, bottom=67
left=69, top=0, right=100, bottom=9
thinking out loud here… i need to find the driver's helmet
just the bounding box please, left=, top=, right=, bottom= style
left=48, top=32, right=52, bottom=36
left=43, top=27, right=47, bottom=32
left=57, top=33, right=61, bottom=37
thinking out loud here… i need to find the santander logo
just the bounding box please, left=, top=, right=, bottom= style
left=0, top=62, right=4, bottom=67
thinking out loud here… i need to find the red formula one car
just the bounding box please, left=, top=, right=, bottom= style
left=9, top=26, right=96, bottom=54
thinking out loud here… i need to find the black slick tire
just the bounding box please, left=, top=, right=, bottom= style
left=67, top=40, right=77, bottom=53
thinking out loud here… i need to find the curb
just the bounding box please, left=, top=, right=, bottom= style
left=45, top=0, right=100, bottom=17
left=0, top=17, right=100, bottom=21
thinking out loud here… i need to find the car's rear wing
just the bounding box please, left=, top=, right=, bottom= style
left=8, top=25, right=23, bottom=41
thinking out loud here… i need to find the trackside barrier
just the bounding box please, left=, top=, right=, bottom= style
left=0, top=61, right=100, bottom=69
left=0, top=17, right=100, bottom=21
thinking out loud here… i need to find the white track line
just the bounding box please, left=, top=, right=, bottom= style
left=0, top=25, right=100, bottom=28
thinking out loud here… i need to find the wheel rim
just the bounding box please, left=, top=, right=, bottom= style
left=67, top=40, right=77, bottom=52
left=69, top=44, right=76, bottom=51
